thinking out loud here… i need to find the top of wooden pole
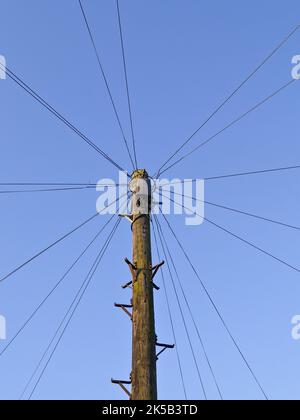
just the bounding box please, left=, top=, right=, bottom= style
left=130, top=170, right=152, bottom=215
left=131, top=169, right=149, bottom=180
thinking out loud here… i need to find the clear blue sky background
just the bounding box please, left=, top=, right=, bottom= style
left=0, top=0, right=300, bottom=400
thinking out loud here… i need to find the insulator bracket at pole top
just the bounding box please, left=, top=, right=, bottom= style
left=119, top=214, right=133, bottom=224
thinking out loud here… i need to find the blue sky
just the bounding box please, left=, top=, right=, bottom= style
left=0, top=0, right=300, bottom=400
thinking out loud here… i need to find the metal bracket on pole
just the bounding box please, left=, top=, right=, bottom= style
left=122, top=280, right=133, bottom=290
left=114, top=303, right=133, bottom=321
left=125, top=258, right=137, bottom=279
left=124, top=258, right=163, bottom=290
left=111, top=378, right=132, bottom=399
left=152, top=261, right=165, bottom=280
left=156, top=341, right=175, bottom=360
left=122, top=278, right=159, bottom=291
left=149, top=261, right=165, bottom=290
left=151, top=282, right=160, bottom=291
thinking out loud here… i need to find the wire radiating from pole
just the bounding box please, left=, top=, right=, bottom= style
left=205, top=217, right=300, bottom=274
left=0, top=215, right=116, bottom=358
left=0, top=194, right=125, bottom=284
left=151, top=164, right=300, bottom=187
left=22, top=219, right=121, bottom=400
left=0, top=182, right=128, bottom=187
left=159, top=210, right=268, bottom=400
left=154, top=216, right=207, bottom=400
left=158, top=79, right=296, bottom=176
left=151, top=219, right=188, bottom=400
left=116, top=0, right=138, bottom=169
left=163, top=193, right=300, bottom=275
left=156, top=22, right=300, bottom=175
left=162, top=190, right=300, bottom=232
left=78, top=0, right=135, bottom=170
left=0, top=186, right=95, bottom=194
left=204, top=164, right=300, bottom=182
left=0, top=62, right=127, bottom=173
left=155, top=216, right=223, bottom=400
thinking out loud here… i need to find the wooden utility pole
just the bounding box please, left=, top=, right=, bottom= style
left=130, top=169, right=157, bottom=400
left=113, top=169, right=170, bottom=399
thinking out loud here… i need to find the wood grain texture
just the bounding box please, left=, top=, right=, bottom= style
left=131, top=170, right=157, bottom=400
